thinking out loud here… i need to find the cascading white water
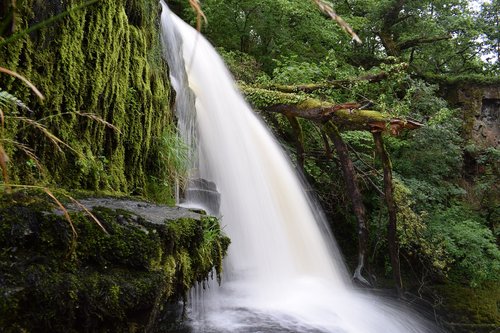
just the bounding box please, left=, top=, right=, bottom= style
left=160, top=3, right=438, bottom=332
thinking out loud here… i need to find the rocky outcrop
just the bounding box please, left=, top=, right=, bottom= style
left=443, top=83, right=500, bottom=148
left=0, top=192, right=230, bottom=332
left=477, top=86, right=500, bottom=148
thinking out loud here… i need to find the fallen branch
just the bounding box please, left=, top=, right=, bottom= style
left=242, top=86, right=422, bottom=133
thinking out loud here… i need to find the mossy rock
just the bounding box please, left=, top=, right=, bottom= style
left=432, top=282, right=500, bottom=333
left=0, top=191, right=230, bottom=332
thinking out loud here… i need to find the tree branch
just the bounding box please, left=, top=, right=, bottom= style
left=242, top=85, right=422, bottom=134
left=263, top=66, right=408, bottom=94
left=241, top=85, right=423, bottom=135
left=398, top=35, right=452, bottom=51
left=324, top=122, right=372, bottom=286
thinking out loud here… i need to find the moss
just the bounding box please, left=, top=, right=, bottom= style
left=240, top=84, right=306, bottom=108
left=335, top=109, right=387, bottom=122
left=0, top=0, right=174, bottom=201
left=0, top=191, right=230, bottom=332
left=432, top=282, right=500, bottom=329
left=454, top=86, right=484, bottom=142
left=297, top=98, right=330, bottom=109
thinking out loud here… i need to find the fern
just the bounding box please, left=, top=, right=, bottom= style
left=0, top=89, right=32, bottom=113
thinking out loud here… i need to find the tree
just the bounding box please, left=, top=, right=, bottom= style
left=198, top=0, right=500, bottom=293
left=479, top=0, right=500, bottom=73
left=197, top=0, right=342, bottom=72
left=331, top=0, right=486, bottom=74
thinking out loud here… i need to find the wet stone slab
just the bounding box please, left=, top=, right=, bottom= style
left=67, top=197, right=204, bottom=224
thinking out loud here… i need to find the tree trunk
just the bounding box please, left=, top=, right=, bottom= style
left=324, top=122, right=371, bottom=286
left=373, top=132, right=403, bottom=296
left=286, top=115, right=305, bottom=172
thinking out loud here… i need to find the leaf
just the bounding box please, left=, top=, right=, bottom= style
left=0, top=139, right=44, bottom=174
left=74, top=112, right=121, bottom=134
left=9, top=116, right=76, bottom=153
left=44, top=188, right=77, bottom=239
left=0, top=89, right=33, bottom=112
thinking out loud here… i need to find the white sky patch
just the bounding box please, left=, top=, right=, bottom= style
left=469, top=0, right=491, bottom=11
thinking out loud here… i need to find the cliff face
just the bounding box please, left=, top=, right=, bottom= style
left=477, top=86, right=500, bottom=148
left=0, top=0, right=175, bottom=201
left=442, top=83, right=500, bottom=149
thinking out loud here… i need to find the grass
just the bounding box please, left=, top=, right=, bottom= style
left=0, top=67, right=110, bottom=239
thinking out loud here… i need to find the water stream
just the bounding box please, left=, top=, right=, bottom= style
left=160, top=3, right=438, bottom=332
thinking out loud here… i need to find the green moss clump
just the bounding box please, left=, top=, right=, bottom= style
left=0, top=0, right=174, bottom=201
left=432, top=282, right=500, bottom=330
left=0, top=191, right=230, bottom=332
left=335, top=109, right=387, bottom=122
left=297, top=98, right=330, bottom=110
left=240, top=84, right=306, bottom=108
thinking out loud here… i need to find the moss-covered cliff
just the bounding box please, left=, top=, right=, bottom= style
left=0, top=0, right=174, bottom=201
left=0, top=2, right=233, bottom=331
left=0, top=191, right=230, bottom=332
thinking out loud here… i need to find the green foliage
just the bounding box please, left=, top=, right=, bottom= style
left=0, top=89, right=31, bottom=112
left=146, top=124, right=189, bottom=205
left=477, top=0, right=500, bottom=74
left=167, top=215, right=230, bottom=287
left=392, top=180, right=450, bottom=274
left=432, top=282, right=500, bottom=326
left=272, top=55, right=332, bottom=85
left=332, top=0, right=489, bottom=75
left=388, top=107, right=464, bottom=211
left=427, top=204, right=500, bottom=286
left=218, top=48, right=269, bottom=83
left=198, top=0, right=342, bottom=72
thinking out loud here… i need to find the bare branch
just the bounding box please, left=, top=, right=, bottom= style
left=311, top=0, right=362, bottom=43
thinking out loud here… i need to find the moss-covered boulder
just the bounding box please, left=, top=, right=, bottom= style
left=431, top=282, right=500, bottom=333
left=0, top=191, right=230, bottom=332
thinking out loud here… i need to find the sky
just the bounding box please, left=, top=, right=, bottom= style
left=469, top=0, right=490, bottom=11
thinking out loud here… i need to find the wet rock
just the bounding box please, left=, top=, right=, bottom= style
left=0, top=193, right=229, bottom=332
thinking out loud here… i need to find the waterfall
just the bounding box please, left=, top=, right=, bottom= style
left=160, top=3, right=437, bottom=332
